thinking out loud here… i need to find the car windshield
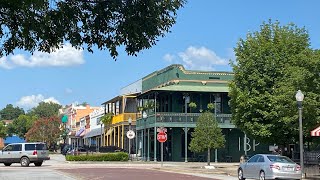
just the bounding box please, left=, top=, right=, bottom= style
left=267, top=155, right=295, bottom=163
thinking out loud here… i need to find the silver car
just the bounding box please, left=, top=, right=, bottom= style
left=0, top=142, right=50, bottom=167
left=238, top=154, right=301, bottom=180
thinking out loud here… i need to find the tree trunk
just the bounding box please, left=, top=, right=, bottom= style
left=207, top=148, right=211, bottom=166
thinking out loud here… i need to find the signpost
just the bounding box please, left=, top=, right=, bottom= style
left=127, top=130, right=135, bottom=161
left=157, top=127, right=167, bottom=167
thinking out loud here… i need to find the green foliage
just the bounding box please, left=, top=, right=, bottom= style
left=28, top=102, right=62, bottom=118
left=0, top=0, right=186, bottom=59
left=0, top=121, right=7, bottom=138
left=207, top=103, right=214, bottom=111
left=65, top=152, right=129, bottom=161
left=189, top=111, right=225, bottom=154
left=25, top=116, right=61, bottom=147
left=188, top=102, right=197, bottom=109
left=100, top=113, right=113, bottom=126
left=6, top=115, right=37, bottom=138
left=230, top=20, right=320, bottom=145
left=0, top=104, right=25, bottom=120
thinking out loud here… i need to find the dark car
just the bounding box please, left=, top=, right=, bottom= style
left=61, top=144, right=72, bottom=156
left=99, top=146, right=126, bottom=153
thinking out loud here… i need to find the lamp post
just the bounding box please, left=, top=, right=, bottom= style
left=143, top=111, right=147, bottom=161
left=295, top=90, right=304, bottom=179
left=128, top=117, right=132, bottom=161
left=100, top=120, right=103, bottom=152
left=184, top=94, right=190, bottom=163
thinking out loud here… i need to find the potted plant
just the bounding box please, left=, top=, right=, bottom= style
left=207, top=103, right=214, bottom=111
left=188, top=102, right=197, bottom=112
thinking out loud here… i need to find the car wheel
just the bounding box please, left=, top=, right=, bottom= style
left=238, top=168, right=246, bottom=180
left=4, top=163, right=12, bottom=166
left=34, top=162, right=43, bottom=166
left=20, top=157, right=30, bottom=167
left=259, top=171, right=265, bottom=180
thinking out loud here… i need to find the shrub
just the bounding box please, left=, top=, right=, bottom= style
left=65, top=152, right=129, bottom=161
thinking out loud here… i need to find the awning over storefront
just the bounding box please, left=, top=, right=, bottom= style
left=311, top=126, right=320, bottom=136
left=84, top=127, right=104, bottom=138
left=153, top=85, right=229, bottom=93
left=80, top=129, right=88, bottom=137
left=75, top=127, right=85, bottom=137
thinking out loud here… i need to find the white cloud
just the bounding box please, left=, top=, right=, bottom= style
left=65, top=88, right=73, bottom=94
left=163, top=54, right=175, bottom=62
left=0, top=44, right=84, bottom=69
left=178, top=46, right=228, bottom=70
left=163, top=46, right=229, bottom=71
left=16, top=94, right=60, bottom=109
left=0, top=57, right=13, bottom=69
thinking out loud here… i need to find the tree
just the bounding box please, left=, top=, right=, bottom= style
left=229, top=20, right=320, bottom=147
left=6, top=114, right=37, bottom=138
left=189, top=111, right=225, bottom=166
left=0, top=0, right=186, bottom=59
left=0, top=104, right=25, bottom=120
left=101, top=113, right=113, bottom=128
left=25, top=116, right=61, bottom=148
left=0, top=121, right=7, bottom=138
left=28, top=102, right=62, bottom=118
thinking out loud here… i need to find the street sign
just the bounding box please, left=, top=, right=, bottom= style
left=157, top=132, right=167, bottom=143
left=157, top=127, right=167, bottom=133
left=126, top=130, right=135, bottom=139
left=61, top=115, right=68, bottom=123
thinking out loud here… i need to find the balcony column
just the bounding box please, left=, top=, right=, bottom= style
left=184, top=94, right=190, bottom=163
left=154, top=92, right=157, bottom=162
left=147, top=128, right=150, bottom=161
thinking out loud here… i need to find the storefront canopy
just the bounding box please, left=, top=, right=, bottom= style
left=84, top=127, right=104, bottom=138
left=311, top=126, right=320, bottom=136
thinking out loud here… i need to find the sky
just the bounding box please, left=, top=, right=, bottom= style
left=0, top=0, right=320, bottom=110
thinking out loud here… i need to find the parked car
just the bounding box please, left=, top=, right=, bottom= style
left=66, top=147, right=88, bottom=155
left=238, top=154, right=301, bottom=180
left=99, top=146, right=126, bottom=153
left=61, top=144, right=72, bottom=156
left=0, top=142, right=50, bottom=167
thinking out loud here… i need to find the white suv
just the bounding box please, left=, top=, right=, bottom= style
left=0, top=142, right=50, bottom=167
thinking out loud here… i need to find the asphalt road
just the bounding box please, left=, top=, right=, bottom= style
left=0, top=154, right=237, bottom=180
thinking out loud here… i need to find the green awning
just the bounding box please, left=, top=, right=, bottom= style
left=153, top=85, right=229, bottom=92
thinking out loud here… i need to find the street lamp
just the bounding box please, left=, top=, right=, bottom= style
left=142, top=111, right=147, bottom=161
left=100, top=119, right=104, bottom=152
left=128, top=116, right=132, bottom=161
left=295, top=90, right=304, bottom=179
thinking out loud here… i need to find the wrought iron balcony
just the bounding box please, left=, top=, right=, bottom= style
left=136, top=112, right=232, bottom=127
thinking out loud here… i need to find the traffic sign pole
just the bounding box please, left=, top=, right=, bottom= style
left=161, top=142, right=163, bottom=167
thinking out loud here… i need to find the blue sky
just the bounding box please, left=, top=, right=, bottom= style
left=0, top=0, right=320, bottom=110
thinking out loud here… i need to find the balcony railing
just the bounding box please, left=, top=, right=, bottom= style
left=136, top=112, right=232, bottom=127
left=111, top=113, right=137, bottom=124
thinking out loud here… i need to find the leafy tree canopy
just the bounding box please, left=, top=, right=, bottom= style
left=229, top=20, right=320, bottom=146
left=0, top=121, right=6, bottom=138
left=25, top=116, right=61, bottom=147
left=189, top=111, right=225, bottom=165
left=0, top=0, right=185, bottom=59
left=6, top=114, right=37, bottom=138
left=0, top=104, right=25, bottom=120
left=28, top=102, right=62, bottom=118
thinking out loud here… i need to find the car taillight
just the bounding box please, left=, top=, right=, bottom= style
left=33, top=150, right=37, bottom=155
left=270, top=164, right=280, bottom=170
left=296, top=165, right=301, bottom=171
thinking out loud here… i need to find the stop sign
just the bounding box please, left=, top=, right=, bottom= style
left=157, top=132, right=167, bottom=143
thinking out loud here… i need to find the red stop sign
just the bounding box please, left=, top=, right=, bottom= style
left=157, top=132, right=167, bottom=143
